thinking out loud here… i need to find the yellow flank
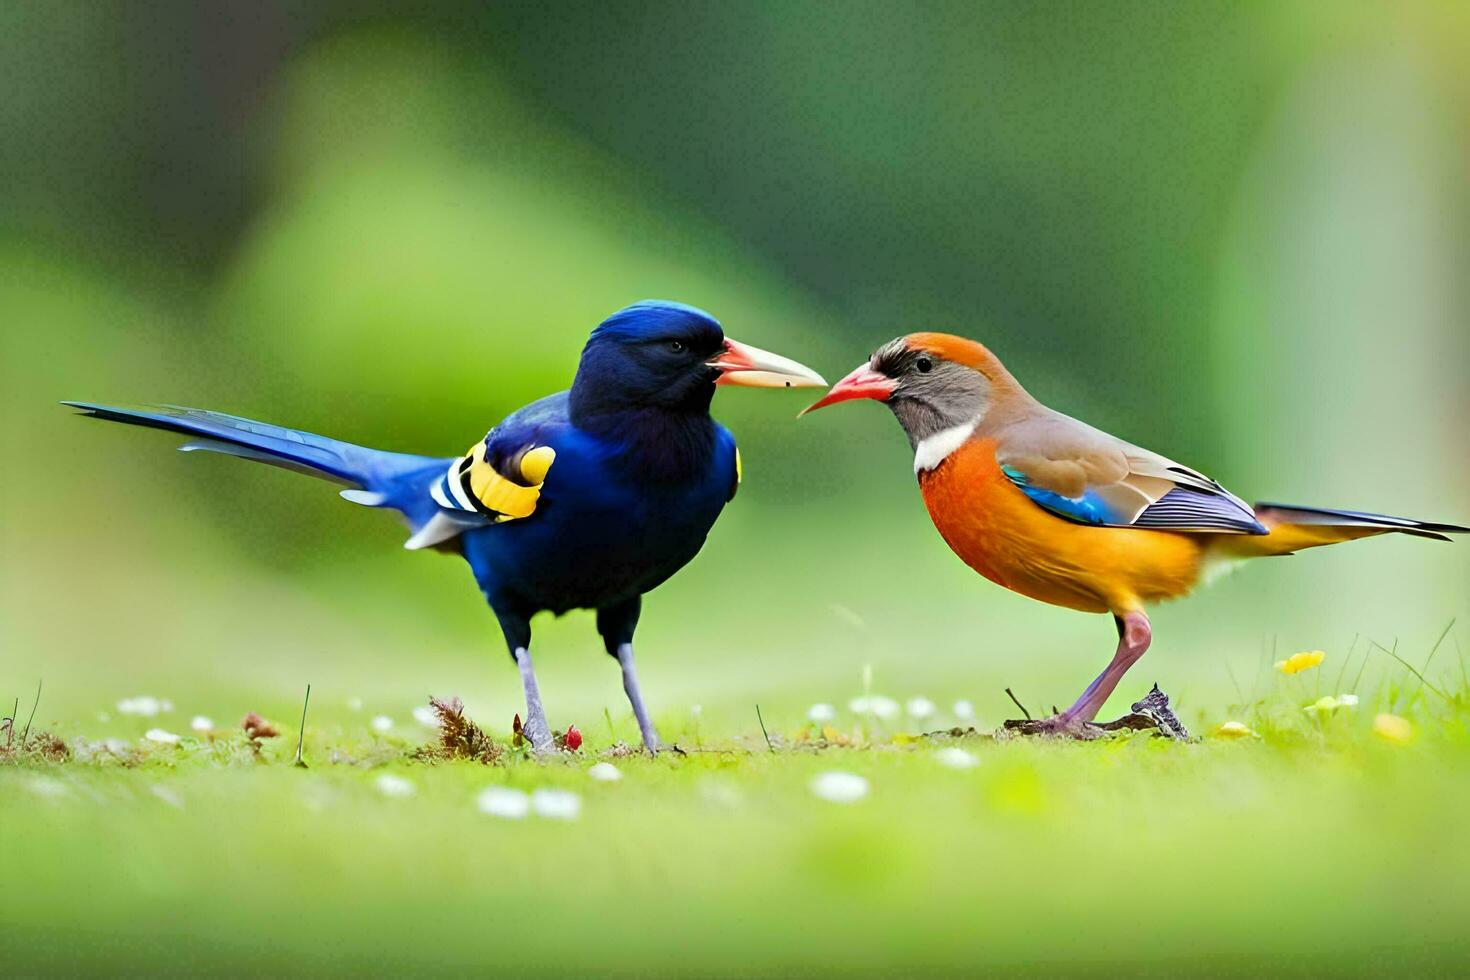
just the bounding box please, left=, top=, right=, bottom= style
left=461, top=442, right=554, bottom=520
left=735, top=448, right=742, bottom=486
left=1211, top=521, right=1379, bottom=558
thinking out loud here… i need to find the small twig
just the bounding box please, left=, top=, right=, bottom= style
left=21, top=679, right=42, bottom=744
left=1004, top=687, right=1032, bottom=721
left=755, top=704, right=774, bottom=752
left=293, top=684, right=311, bottom=768
left=603, top=706, right=616, bottom=741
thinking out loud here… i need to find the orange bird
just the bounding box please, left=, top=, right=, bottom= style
left=804, top=333, right=1466, bottom=735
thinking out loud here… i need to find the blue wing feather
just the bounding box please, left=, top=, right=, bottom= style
left=1002, top=463, right=1265, bottom=534
left=1001, top=465, right=1113, bottom=524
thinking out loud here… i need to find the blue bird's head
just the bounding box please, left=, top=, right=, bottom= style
left=570, top=301, right=825, bottom=419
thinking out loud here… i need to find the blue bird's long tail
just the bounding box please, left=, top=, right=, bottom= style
left=62, top=402, right=453, bottom=533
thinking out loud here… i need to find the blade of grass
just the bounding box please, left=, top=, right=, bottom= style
left=755, top=704, right=774, bottom=752
left=20, top=679, right=42, bottom=743
left=1332, top=635, right=1358, bottom=694
left=293, top=684, right=311, bottom=769
left=4, top=697, right=16, bottom=748
left=1408, top=618, right=1455, bottom=705
left=1372, top=638, right=1447, bottom=704
left=1225, top=659, right=1245, bottom=707
left=1349, top=644, right=1371, bottom=696
left=1456, top=634, right=1467, bottom=694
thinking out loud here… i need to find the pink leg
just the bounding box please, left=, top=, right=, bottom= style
left=1057, top=611, right=1152, bottom=725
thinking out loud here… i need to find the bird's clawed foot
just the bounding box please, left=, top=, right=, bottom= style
left=1003, top=714, right=1107, bottom=740
left=1003, top=685, right=1191, bottom=741
left=514, top=711, right=556, bottom=755
left=638, top=726, right=663, bottom=757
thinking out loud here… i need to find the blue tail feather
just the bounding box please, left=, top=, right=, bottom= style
left=63, top=402, right=451, bottom=525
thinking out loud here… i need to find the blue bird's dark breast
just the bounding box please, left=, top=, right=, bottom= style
left=460, top=410, right=736, bottom=616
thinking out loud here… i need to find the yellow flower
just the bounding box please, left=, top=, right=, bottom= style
left=1372, top=713, right=1413, bottom=744
left=1274, top=650, right=1326, bottom=675
left=1213, top=721, right=1258, bottom=739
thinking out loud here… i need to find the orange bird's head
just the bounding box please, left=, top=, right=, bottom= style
left=802, top=333, right=1029, bottom=449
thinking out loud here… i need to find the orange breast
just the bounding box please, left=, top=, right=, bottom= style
left=918, top=438, right=1204, bottom=614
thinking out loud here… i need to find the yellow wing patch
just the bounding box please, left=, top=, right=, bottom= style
left=436, top=441, right=555, bottom=521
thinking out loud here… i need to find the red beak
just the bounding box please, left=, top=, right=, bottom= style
left=799, top=363, right=896, bottom=416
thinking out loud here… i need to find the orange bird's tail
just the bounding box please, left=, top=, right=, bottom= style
left=1219, top=503, right=1468, bottom=558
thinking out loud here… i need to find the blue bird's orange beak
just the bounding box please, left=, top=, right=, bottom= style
left=709, top=339, right=827, bottom=389
left=798, top=363, right=896, bottom=416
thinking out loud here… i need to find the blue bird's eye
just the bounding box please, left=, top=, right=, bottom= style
left=667, top=340, right=686, bottom=353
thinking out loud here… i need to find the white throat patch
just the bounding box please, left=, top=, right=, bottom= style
left=914, top=421, right=976, bottom=474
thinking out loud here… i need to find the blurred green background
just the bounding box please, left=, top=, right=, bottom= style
left=3, top=0, right=1468, bottom=737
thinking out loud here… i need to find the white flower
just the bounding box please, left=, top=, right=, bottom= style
left=375, top=774, right=416, bottom=798
left=810, top=771, right=869, bottom=804
left=190, top=715, right=213, bottom=733
left=849, top=696, right=899, bottom=720
left=906, top=697, right=936, bottom=719
left=531, top=788, right=582, bottom=820
left=370, top=715, right=394, bottom=733
left=699, top=779, right=744, bottom=809
left=1305, top=693, right=1361, bottom=714
left=144, top=728, right=180, bottom=745
left=587, top=762, right=623, bottom=782
left=346, top=696, right=364, bottom=712
left=870, top=696, right=899, bottom=720
left=952, top=700, right=976, bottom=721
left=934, top=747, right=980, bottom=769
left=690, top=704, right=703, bottom=718
left=808, top=703, right=837, bottom=723
left=411, top=705, right=438, bottom=727
left=151, top=785, right=184, bottom=808
left=28, top=776, right=68, bottom=799
left=117, top=696, right=172, bottom=717
left=477, top=787, right=530, bottom=819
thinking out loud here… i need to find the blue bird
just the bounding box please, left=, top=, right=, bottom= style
left=64, top=300, right=825, bottom=754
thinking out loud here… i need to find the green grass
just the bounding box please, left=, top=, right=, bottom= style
left=5, top=660, right=1470, bottom=977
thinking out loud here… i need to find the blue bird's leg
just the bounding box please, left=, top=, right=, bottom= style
left=615, top=644, right=661, bottom=755
left=491, top=602, right=555, bottom=753
left=597, top=599, right=660, bottom=755
left=514, top=647, right=555, bottom=753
